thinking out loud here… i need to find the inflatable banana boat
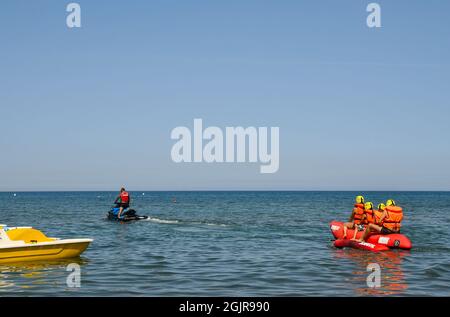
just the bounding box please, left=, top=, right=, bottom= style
left=333, top=239, right=390, bottom=252
left=330, top=221, right=412, bottom=251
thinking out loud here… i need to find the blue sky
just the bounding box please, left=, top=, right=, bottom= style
left=1, top=0, right=449, bottom=191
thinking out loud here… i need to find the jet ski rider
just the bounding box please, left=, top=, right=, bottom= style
left=115, top=187, right=131, bottom=219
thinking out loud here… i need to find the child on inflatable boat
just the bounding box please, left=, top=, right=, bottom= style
left=343, top=196, right=403, bottom=241
left=342, top=195, right=366, bottom=240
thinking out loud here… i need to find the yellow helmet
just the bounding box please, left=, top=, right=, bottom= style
left=355, top=195, right=365, bottom=204
left=364, top=202, right=374, bottom=210
left=377, top=203, right=386, bottom=211
left=386, top=199, right=396, bottom=206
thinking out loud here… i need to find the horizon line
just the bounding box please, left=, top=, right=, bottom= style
left=1, top=189, right=449, bottom=193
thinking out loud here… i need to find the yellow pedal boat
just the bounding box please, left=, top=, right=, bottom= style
left=0, top=224, right=93, bottom=264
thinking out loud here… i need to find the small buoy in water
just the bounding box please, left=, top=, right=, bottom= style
left=142, top=193, right=145, bottom=196
left=13, top=193, right=17, bottom=197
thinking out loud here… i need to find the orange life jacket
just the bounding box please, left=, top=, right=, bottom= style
left=382, top=206, right=403, bottom=231
left=120, top=191, right=130, bottom=204
left=352, top=203, right=365, bottom=225
left=373, top=209, right=384, bottom=225
left=364, top=208, right=375, bottom=224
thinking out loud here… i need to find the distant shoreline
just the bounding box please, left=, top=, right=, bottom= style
left=1, top=190, right=449, bottom=193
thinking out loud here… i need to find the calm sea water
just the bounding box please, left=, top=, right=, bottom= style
left=0, top=191, right=449, bottom=296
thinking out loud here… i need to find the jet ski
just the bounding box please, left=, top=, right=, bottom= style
left=108, top=205, right=148, bottom=222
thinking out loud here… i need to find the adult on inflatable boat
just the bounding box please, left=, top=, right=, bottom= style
left=358, top=199, right=403, bottom=242
left=342, top=195, right=366, bottom=239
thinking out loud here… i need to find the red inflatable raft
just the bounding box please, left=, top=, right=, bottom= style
left=330, top=221, right=412, bottom=250
left=334, top=239, right=389, bottom=252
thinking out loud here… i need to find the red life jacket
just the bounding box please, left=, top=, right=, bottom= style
left=120, top=191, right=130, bottom=204
left=353, top=203, right=365, bottom=225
